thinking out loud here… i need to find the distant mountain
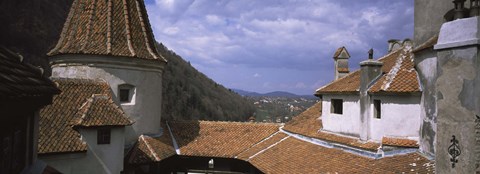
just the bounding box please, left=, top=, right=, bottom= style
left=232, top=89, right=317, bottom=99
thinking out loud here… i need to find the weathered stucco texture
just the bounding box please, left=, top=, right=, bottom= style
left=434, top=17, right=480, bottom=174
left=413, top=0, right=451, bottom=45
left=369, top=95, right=421, bottom=141
left=322, top=94, right=361, bottom=137
left=41, top=128, right=126, bottom=174
left=414, top=50, right=438, bottom=158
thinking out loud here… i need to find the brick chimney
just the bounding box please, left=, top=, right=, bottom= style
left=359, top=48, right=383, bottom=141
left=333, top=46, right=350, bottom=80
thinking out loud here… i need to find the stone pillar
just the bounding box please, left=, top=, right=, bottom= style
left=434, top=16, right=480, bottom=173
left=359, top=50, right=383, bottom=141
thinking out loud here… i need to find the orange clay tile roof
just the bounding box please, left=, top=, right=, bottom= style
left=39, top=78, right=126, bottom=154
left=0, top=46, right=60, bottom=98
left=248, top=137, right=434, bottom=173
left=48, top=0, right=166, bottom=62
left=283, top=102, right=381, bottom=151
left=333, top=46, right=350, bottom=58
left=128, top=126, right=176, bottom=164
left=168, top=121, right=280, bottom=158
left=316, top=46, right=421, bottom=95
left=315, top=70, right=361, bottom=94
left=382, top=137, right=419, bottom=148
left=236, top=132, right=289, bottom=160
left=70, top=94, right=132, bottom=127
left=369, top=46, right=421, bottom=93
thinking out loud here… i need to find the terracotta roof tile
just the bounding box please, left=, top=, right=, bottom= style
left=249, top=137, right=434, bottom=173
left=0, top=46, right=60, bottom=98
left=39, top=78, right=114, bottom=154
left=70, top=94, right=132, bottom=127
left=236, top=132, right=289, bottom=160
left=369, top=46, right=421, bottom=93
left=333, top=46, right=350, bottom=58
left=284, top=102, right=381, bottom=151
left=48, top=0, right=166, bottom=62
left=316, top=46, right=421, bottom=95
left=168, top=121, right=280, bottom=158
left=382, top=137, right=419, bottom=148
left=128, top=127, right=176, bottom=164
left=315, top=70, right=361, bottom=94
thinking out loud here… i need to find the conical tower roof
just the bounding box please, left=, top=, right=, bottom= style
left=48, top=0, right=166, bottom=62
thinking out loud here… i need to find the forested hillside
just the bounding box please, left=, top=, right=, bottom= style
left=0, top=0, right=255, bottom=121
left=157, top=43, right=255, bottom=121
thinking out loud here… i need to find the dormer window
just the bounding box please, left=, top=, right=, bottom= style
left=118, top=84, right=135, bottom=104
left=331, top=99, right=343, bottom=115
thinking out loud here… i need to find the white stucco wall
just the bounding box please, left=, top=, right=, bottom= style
left=40, top=127, right=125, bottom=174
left=321, top=94, right=361, bottom=137
left=369, top=95, right=421, bottom=141
left=51, top=59, right=163, bottom=145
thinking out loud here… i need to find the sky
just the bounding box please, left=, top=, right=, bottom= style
left=144, top=0, right=414, bottom=95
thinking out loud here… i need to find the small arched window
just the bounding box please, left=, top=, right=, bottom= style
left=118, top=84, right=135, bottom=104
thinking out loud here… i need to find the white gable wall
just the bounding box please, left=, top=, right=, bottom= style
left=321, top=94, right=361, bottom=137
left=40, top=127, right=125, bottom=174
left=369, top=95, right=421, bottom=141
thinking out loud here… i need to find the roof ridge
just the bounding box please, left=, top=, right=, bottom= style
left=140, top=135, right=161, bottom=161
left=379, top=45, right=412, bottom=91
left=197, top=120, right=281, bottom=125
left=247, top=135, right=290, bottom=161
left=235, top=131, right=281, bottom=158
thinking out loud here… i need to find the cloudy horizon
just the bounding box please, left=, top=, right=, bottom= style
left=144, top=0, right=414, bottom=95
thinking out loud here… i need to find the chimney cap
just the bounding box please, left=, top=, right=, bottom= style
left=368, top=48, right=374, bottom=59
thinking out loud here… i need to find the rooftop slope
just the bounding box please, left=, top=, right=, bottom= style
left=39, top=78, right=130, bottom=155
left=316, top=46, right=421, bottom=95
left=168, top=121, right=280, bottom=158
left=48, top=0, right=166, bottom=62
left=128, top=119, right=433, bottom=173
left=249, top=137, right=434, bottom=173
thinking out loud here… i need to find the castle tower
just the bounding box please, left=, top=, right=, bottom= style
left=333, top=46, right=350, bottom=80
left=48, top=0, right=167, bottom=145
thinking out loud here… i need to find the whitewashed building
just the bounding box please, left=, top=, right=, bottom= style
left=315, top=41, right=422, bottom=142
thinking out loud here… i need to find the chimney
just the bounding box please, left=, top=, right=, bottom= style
left=388, top=39, right=413, bottom=53
left=333, top=46, right=350, bottom=80
left=359, top=49, right=383, bottom=141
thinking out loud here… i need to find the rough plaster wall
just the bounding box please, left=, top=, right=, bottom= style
left=40, top=128, right=125, bottom=174
left=369, top=95, right=421, bottom=141
left=52, top=65, right=163, bottom=145
left=322, top=94, right=361, bottom=137
left=415, top=50, right=438, bottom=158
left=80, top=128, right=125, bottom=174
left=413, top=0, right=451, bottom=45
left=436, top=46, right=478, bottom=174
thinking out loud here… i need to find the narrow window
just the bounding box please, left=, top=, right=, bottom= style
left=97, top=128, right=111, bottom=144
left=118, top=84, right=135, bottom=104
left=374, top=100, right=381, bottom=119
left=331, top=99, right=343, bottom=114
